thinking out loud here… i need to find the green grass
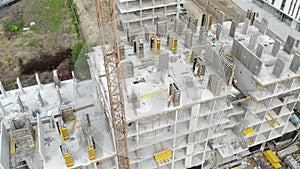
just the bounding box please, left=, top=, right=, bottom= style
left=29, top=0, right=65, bottom=33
left=27, top=40, right=37, bottom=47
left=6, top=21, right=22, bottom=33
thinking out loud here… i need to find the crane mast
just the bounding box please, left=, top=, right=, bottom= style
left=94, top=0, right=130, bottom=168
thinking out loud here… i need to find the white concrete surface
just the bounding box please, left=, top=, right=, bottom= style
left=232, top=0, right=300, bottom=41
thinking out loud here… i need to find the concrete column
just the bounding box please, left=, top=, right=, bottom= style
left=37, top=92, right=44, bottom=107
left=284, top=35, right=296, bottom=54
left=17, top=77, right=24, bottom=94
left=217, top=11, right=225, bottom=25
left=56, top=86, right=62, bottom=105
left=291, top=19, right=297, bottom=29
left=0, top=81, right=6, bottom=97
left=256, top=43, right=264, bottom=58
left=17, top=95, right=25, bottom=112
left=290, top=54, right=300, bottom=73
left=271, top=39, right=281, bottom=57
left=229, top=21, right=237, bottom=37
left=53, top=70, right=61, bottom=88
left=216, top=23, right=222, bottom=40
left=273, top=59, right=285, bottom=77
left=199, top=27, right=207, bottom=45
left=35, top=73, right=42, bottom=90
left=242, top=18, right=250, bottom=35
left=234, top=11, right=241, bottom=23
left=248, top=34, right=259, bottom=49
left=0, top=101, right=5, bottom=116
left=185, top=30, right=193, bottom=48
left=145, top=24, right=149, bottom=42
left=258, top=18, right=269, bottom=35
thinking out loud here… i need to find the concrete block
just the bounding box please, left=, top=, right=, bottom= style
left=208, top=74, right=223, bottom=96
left=175, top=19, right=184, bottom=36
left=290, top=54, right=300, bottom=73
left=185, top=30, right=193, bottom=48
left=121, top=61, right=134, bottom=78
left=156, top=21, right=167, bottom=37
left=119, top=45, right=125, bottom=60
left=234, top=11, right=241, bottom=23
left=256, top=43, right=264, bottom=58
left=231, top=39, right=239, bottom=57
left=242, top=18, right=250, bottom=35
left=159, top=52, right=169, bottom=70
left=189, top=17, right=198, bottom=33
left=229, top=21, right=237, bottom=37
left=284, top=35, right=296, bottom=54
left=218, top=11, right=225, bottom=25
left=273, top=59, right=285, bottom=77
left=0, top=123, right=10, bottom=169
left=258, top=18, right=268, bottom=35
left=295, top=39, right=300, bottom=48
left=201, top=13, right=206, bottom=26
left=216, top=23, right=222, bottom=40
left=232, top=38, right=263, bottom=76
left=145, top=24, right=149, bottom=42
left=199, top=27, right=207, bottom=44
left=248, top=34, right=259, bottom=49
left=248, top=57, right=263, bottom=76
left=271, top=39, right=281, bottom=57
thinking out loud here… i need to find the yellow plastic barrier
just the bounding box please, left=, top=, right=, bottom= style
left=141, top=89, right=167, bottom=99
left=71, top=119, right=80, bottom=134
left=63, top=152, right=74, bottom=167
left=35, top=128, right=39, bottom=149
left=265, top=117, right=275, bottom=128
left=185, top=50, right=194, bottom=64
left=88, top=146, right=96, bottom=160
left=267, top=112, right=280, bottom=125
left=171, top=37, right=178, bottom=53
left=154, top=149, right=172, bottom=163
left=246, top=141, right=253, bottom=146
left=60, top=127, right=70, bottom=141
left=10, top=135, right=15, bottom=155
left=242, top=128, right=254, bottom=136
left=263, top=150, right=281, bottom=169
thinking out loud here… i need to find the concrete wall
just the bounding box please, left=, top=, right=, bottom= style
left=0, top=123, right=10, bottom=169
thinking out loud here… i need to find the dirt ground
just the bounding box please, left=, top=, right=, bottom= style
left=0, top=0, right=78, bottom=90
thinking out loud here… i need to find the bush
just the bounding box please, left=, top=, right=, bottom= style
left=72, top=42, right=85, bottom=63
left=18, top=58, right=23, bottom=66
left=6, top=21, right=22, bottom=32
left=5, top=57, right=12, bottom=63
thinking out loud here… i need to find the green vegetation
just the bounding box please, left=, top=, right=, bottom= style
left=294, top=109, right=300, bottom=119
left=72, top=42, right=98, bottom=79
left=18, top=58, right=23, bottom=66
left=5, top=57, right=12, bottom=69
left=5, top=57, right=12, bottom=63
left=72, top=42, right=85, bottom=63
left=28, top=40, right=37, bottom=47
left=6, top=21, right=22, bottom=32
left=68, top=0, right=81, bottom=38
left=30, top=0, right=65, bottom=33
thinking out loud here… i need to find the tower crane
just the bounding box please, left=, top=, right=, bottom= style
left=94, top=0, right=130, bottom=168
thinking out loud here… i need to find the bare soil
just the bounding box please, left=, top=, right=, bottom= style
left=0, top=0, right=78, bottom=90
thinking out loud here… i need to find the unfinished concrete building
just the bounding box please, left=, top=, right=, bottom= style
left=116, top=0, right=185, bottom=30
left=0, top=9, right=300, bottom=169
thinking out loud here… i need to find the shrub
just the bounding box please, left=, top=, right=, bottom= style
left=18, top=58, right=23, bottom=66
left=72, top=42, right=85, bottom=63
left=6, top=21, right=22, bottom=32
